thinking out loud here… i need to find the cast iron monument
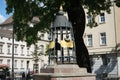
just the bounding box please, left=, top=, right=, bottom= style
left=34, top=6, right=96, bottom=80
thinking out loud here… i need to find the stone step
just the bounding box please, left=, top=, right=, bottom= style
left=40, top=64, right=87, bottom=74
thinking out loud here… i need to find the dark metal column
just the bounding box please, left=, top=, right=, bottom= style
left=12, top=29, right=14, bottom=80
left=60, top=27, right=64, bottom=64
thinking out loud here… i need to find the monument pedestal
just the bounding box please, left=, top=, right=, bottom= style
left=34, top=64, right=96, bottom=80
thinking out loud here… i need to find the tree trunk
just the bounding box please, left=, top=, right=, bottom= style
left=66, top=0, right=91, bottom=73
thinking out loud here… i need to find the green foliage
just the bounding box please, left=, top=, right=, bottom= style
left=6, top=0, right=120, bottom=46
left=45, top=44, right=49, bottom=56
left=45, top=44, right=54, bottom=56
left=31, top=44, right=43, bottom=63
left=115, top=0, right=120, bottom=7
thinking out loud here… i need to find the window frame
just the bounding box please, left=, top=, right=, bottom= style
left=99, top=13, right=105, bottom=23
left=87, top=15, right=92, bottom=24
left=14, top=45, right=18, bottom=55
left=86, top=34, right=93, bottom=46
left=21, top=60, right=24, bottom=69
left=14, top=60, right=17, bottom=68
left=21, top=45, right=25, bottom=56
left=100, top=32, right=107, bottom=46
left=27, top=47, right=30, bottom=56
left=0, top=45, right=3, bottom=54
left=40, top=33, right=44, bottom=40
left=39, top=45, right=44, bottom=54
left=0, top=59, right=3, bottom=64
left=7, top=59, right=10, bottom=66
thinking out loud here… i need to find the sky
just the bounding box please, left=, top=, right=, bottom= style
left=0, top=0, right=12, bottom=24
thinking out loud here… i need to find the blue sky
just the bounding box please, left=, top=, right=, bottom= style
left=0, top=0, right=12, bottom=23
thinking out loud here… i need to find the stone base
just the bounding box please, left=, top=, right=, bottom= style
left=34, top=64, right=96, bottom=80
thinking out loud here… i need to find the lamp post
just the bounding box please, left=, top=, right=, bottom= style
left=48, top=6, right=76, bottom=65
left=12, top=27, right=14, bottom=80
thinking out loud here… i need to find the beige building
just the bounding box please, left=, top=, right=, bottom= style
left=84, top=2, right=120, bottom=79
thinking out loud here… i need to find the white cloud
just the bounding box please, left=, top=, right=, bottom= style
left=0, top=14, right=6, bottom=24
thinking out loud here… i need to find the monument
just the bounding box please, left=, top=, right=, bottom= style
left=34, top=6, right=96, bottom=80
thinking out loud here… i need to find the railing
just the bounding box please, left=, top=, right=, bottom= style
left=49, top=56, right=76, bottom=64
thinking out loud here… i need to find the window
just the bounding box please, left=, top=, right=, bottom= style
left=39, top=45, right=44, bottom=54
left=27, top=61, right=29, bottom=69
left=14, top=60, right=17, bottom=68
left=0, top=45, right=3, bottom=54
left=0, top=37, right=3, bottom=39
left=27, top=47, right=30, bottom=56
left=7, top=60, right=10, bottom=66
left=8, top=44, right=10, bottom=54
left=87, top=15, right=92, bottom=24
left=21, top=47, right=23, bottom=54
left=100, top=32, right=106, bottom=45
left=21, top=60, right=24, bottom=68
left=40, top=33, right=44, bottom=40
left=21, top=45, right=24, bottom=56
left=0, top=59, right=3, bottom=64
left=8, top=38, right=11, bottom=40
left=87, top=34, right=93, bottom=46
left=15, top=46, right=18, bottom=55
left=99, top=13, right=105, bottom=23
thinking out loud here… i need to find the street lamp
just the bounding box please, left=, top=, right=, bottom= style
left=12, top=27, right=14, bottom=80
left=48, top=6, right=76, bottom=65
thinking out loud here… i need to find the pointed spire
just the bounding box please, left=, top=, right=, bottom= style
left=60, top=5, right=63, bottom=11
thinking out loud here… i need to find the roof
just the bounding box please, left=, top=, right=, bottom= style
left=0, top=16, right=13, bottom=26
left=0, top=16, right=40, bottom=26
left=0, top=29, right=12, bottom=38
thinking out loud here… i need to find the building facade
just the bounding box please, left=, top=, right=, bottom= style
left=84, top=3, right=120, bottom=79
left=0, top=17, right=49, bottom=74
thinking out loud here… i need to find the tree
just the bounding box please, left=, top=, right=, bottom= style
left=31, top=44, right=43, bottom=63
left=6, top=0, right=120, bottom=73
left=31, top=44, right=43, bottom=72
